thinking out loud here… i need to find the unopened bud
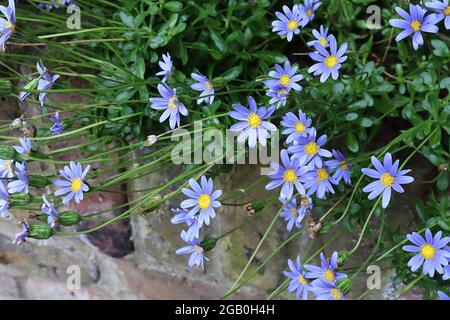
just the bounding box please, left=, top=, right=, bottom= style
left=9, top=192, right=33, bottom=207
left=244, top=199, right=265, bottom=216
left=337, top=278, right=352, bottom=295
left=0, top=145, right=17, bottom=159
left=200, top=236, right=218, bottom=252
left=337, top=251, right=350, bottom=267
left=29, top=223, right=53, bottom=240
left=145, top=135, right=158, bottom=146
left=29, top=175, right=52, bottom=188
left=59, top=211, right=82, bottom=226
left=0, top=79, right=12, bottom=96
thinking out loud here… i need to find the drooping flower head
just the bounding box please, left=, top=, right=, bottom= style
left=271, top=5, right=303, bottom=42
left=12, top=221, right=29, bottom=246
left=8, top=162, right=29, bottom=194
left=190, top=72, right=214, bottom=105
left=309, top=279, right=345, bottom=300
left=281, top=111, right=312, bottom=145
left=266, top=149, right=309, bottom=200
left=0, top=0, right=16, bottom=52
left=426, top=0, right=450, bottom=30
left=297, top=0, right=321, bottom=26
left=361, top=152, right=414, bottom=208
left=438, top=291, right=450, bottom=300
left=171, top=208, right=200, bottom=241
left=41, top=195, right=58, bottom=229
left=228, top=96, right=277, bottom=148
left=266, top=85, right=289, bottom=108
left=150, top=83, right=188, bottom=129
left=308, top=35, right=348, bottom=83
left=283, top=256, right=310, bottom=300
left=155, top=52, right=173, bottom=82
left=0, top=181, right=10, bottom=218
left=389, top=4, right=440, bottom=50
left=402, top=229, right=450, bottom=277
left=0, top=159, right=14, bottom=178
left=304, top=251, right=347, bottom=284
left=279, top=198, right=306, bottom=233
left=264, top=60, right=303, bottom=93
left=287, top=128, right=332, bottom=169
left=304, top=164, right=338, bottom=199
left=39, top=0, right=72, bottom=11
left=49, top=112, right=64, bottom=135
left=307, top=25, right=331, bottom=48
left=54, top=161, right=90, bottom=204
left=13, top=138, right=32, bottom=156
left=325, top=149, right=352, bottom=184
left=180, top=176, right=222, bottom=228
left=175, top=230, right=209, bottom=270
left=37, top=61, right=60, bottom=107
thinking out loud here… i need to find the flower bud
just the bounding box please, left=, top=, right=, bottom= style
left=244, top=199, right=266, bottom=216
left=200, top=236, right=218, bottom=252
left=337, top=251, right=350, bottom=267
left=58, top=211, right=82, bottom=226
left=9, top=192, right=33, bottom=207
left=0, top=79, right=12, bottom=96
left=336, top=278, right=352, bottom=295
left=145, top=135, right=158, bottom=146
left=0, top=144, right=17, bottom=159
left=29, top=223, right=53, bottom=240
left=29, top=175, right=52, bottom=188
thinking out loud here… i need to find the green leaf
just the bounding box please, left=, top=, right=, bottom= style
left=347, top=133, right=359, bottom=153
left=165, top=1, right=183, bottom=12
left=210, top=30, right=228, bottom=53
left=222, top=66, right=242, bottom=81
left=431, top=39, right=450, bottom=57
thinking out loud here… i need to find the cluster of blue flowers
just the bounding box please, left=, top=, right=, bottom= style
left=171, top=175, right=222, bottom=270
left=150, top=52, right=215, bottom=129
left=38, top=0, right=74, bottom=11
left=284, top=252, right=347, bottom=300
left=390, top=2, right=449, bottom=50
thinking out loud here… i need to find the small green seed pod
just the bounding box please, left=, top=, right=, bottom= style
left=0, top=79, right=12, bottom=96
left=337, top=251, right=350, bottom=267
left=29, top=175, right=52, bottom=188
left=58, top=211, right=82, bottom=226
left=200, top=236, right=218, bottom=252
left=0, top=145, right=17, bottom=160
left=336, top=277, right=352, bottom=295
left=9, top=192, right=33, bottom=207
left=29, top=223, right=53, bottom=240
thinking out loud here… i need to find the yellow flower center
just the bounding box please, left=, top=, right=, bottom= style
left=445, top=6, right=450, bottom=16
left=420, top=244, right=436, bottom=260
left=197, top=194, right=211, bottom=209
left=324, top=269, right=335, bottom=282
left=306, top=9, right=313, bottom=16
left=168, top=96, right=178, bottom=109
left=287, top=19, right=298, bottom=30
left=298, top=275, right=307, bottom=285
left=317, top=168, right=329, bottom=184
left=71, top=178, right=83, bottom=192
left=290, top=208, right=297, bottom=216
left=324, top=55, right=338, bottom=68
left=279, top=74, right=290, bottom=86
left=380, top=173, right=394, bottom=188
left=205, top=81, right=213, bottom=91
left=247, top=113, right=262, bottom=129
left=278, top=88, right=287, bottom=96
left=194, top=245, right=203, bottom=254
left=57, top=0, right=64, bottom=4
left=300, top=196, right=309, bottom=206
left=319, top=37, right=327, bottom=47
left=6, top=20, right=13, bottom=29
left=410, top=20, right=422, bottom=32
left=304, top=142, right=319, bottom=155
left=283, top=169, right=298, bottom=183
left=4, top=160, right=12, bottom=171
left=331, top=288, right=342, bottom=300
left=340, top=161, right=349, bottom=170
left=294, top=122, right=306, bottom=133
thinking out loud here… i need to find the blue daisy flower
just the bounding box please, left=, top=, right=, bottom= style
left=279, top=198, right=307, bottom=233
left=402, top=229, right=450, bottom=277
left=307, top=25, right=331, bottom=48
left=176, top=230, right=209, bottom=270
left=287, top=128, right=332, bottom=169
left=426, top=0, right=450, bottom=30
left=180, top=176, right=222, bottom=228
left=13, top=138, right=32, bottom=156
left=0, top=159, right=14, bottom=178
left=0, top=0, right=16, bottom=52
left=150, top=83, right=188, bottom=129
left=264, top=60, right=303, bottom=93
left=171, top=208, right=200, bottom=241
left=325, top=149, right=352, bottom=184
left=281, top=111, right=312, bottom=145
left=41, top=195, right=59, bottom=229
left=303, top=164, right=338, bottom=199
left=228, top=96, right=277, bottom=148
left=49, top=112, right=64, bottom=135
left=271, top=5, right=303, bottom=42
left=37, top=61, right=60, bottom=107
left=190, top=72, right=214, bottom=105
left=308, top=35, right=348, bottom=83
left=266, top=149, right=309, bottom=200
left=297, top=0, right=321, bottom=26
left=304, top=251, right=347, bottom=284
left=0, top=181, right=10, bottom=218
left=361, top=152, right=414, bottom=208
left=39, top=0, right=73, bottom=11
left=12, top=221, right=29, bottom=246
left=438, top=291, right=450, bottom=300
left=54, top=161, right=90, bottom=204
left=389, top=4, right=440, bottom=50
left=266, top=85, right=288, bottom=108
left=155, top=52, right=173, bottom=82
left=309, top=279, right=345, bottom=300
left=283, top=256, right=310, bottom=300
left=8, top=162, right=29, bottom=194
